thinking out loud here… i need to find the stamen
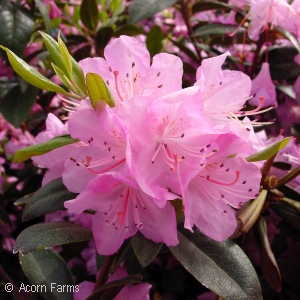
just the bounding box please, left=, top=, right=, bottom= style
left=113, top=71, right=124, bottom=101
left=86, top=157, right=125, bottom=174
left=200, top=170, right=241, bottom=186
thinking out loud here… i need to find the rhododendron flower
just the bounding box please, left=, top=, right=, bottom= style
left=187, top=134, right=261, bottom=240
left=65, top=171, right=178, bottom=255
left=78, top=35, right=183, bottom=106
left=250, top=62, right=277, bottom=108
left=248, top=0, right=300, bottom=41
left=63, top=104, right=128, bottom=193
left=32, top=113, right=81, bottom=185
left=194, top=52, right=254, bottom=130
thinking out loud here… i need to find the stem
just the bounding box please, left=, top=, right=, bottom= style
left=0, top=264, right=26, bottom=300
left=249, top=32, right=266, bottom=78
left=179, top=0, right=202, bottom=62
left=93, top=253, right=117, bottom=291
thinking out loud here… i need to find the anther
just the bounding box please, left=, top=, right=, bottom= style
left=246, top=128, right=251, bottom=131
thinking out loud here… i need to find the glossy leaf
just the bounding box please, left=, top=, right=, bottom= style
left=256, top=217, right=282, bottom=293
left=271, top=203, right=300, bottom=231
left=86, top=72, right=115, bottom=108
left=14, top=222, right=94, bottom=255
left=276, top=27, right=300, bottom=54
left=87, top=274, right=143, bottom=300
left=22, top=178, right=78, bottom=221
left=192, top=1, right=232, bottom=14
left=128, top=0, right=176, bottom=24
left=193, top=23, right=245, bottom=37
left=34, top=0, right=52, bottom=34
left=19, top=249, right=74, bottom=300
left=278, top=184, right=300, bottom=202
left=14, top=134, right=79, bottom=163
left=246, top=137, right=291, bottom=162
left=39, top=31, right=88, bottom=95
left=114, top=24, right=143, bottom=37
left=58, top=34, right=72, bottom=78
left=131, top=232, right=163, bottom=267
left=96, top=27, right=114, bottom=50
left=0, top=0, right=34, bottom=57
left=169, top=224, right=262, bottom=300
left=0, top=46, right=72, bottom=96
left=0, top=84, right=39, bottom=127
left=146, top=25, right=164, bottom=57
left=281, top=197, right=300, bottom=214
left=80, top=0, right=99, bottom=31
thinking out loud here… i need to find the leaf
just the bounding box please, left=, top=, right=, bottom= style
left=169, top=224, right=262, bottom=300
left=34, top=0, right=52, bottom=34
left=276, top=85, right=296, bottom=101
left=19, top=249, right=74, bottom=300
left=80, top=0, right=99, bottom=31
left=96, top=27, right=114, bottom=50
left=14, top=222, right=94, bottom=255
left=128, top=0, right=176, bottom=24
left=276, top=27, right=300, bottom=54
left=14, top=134, right=79, bottom=163
left=256, top=217, right=282, bottom=293
left=39, top=31, right=87, bottom=95
left=276, top=165, right=300, bottom=187
left=58, top=34, right=72, bottom=79
left=146, top=26, right=164, bottom=57
left=0, top=46, right=73, bottom=96
left=22, top=178, right=78, bottom=222
left=271, top=203, right=300, bottom=231
left=87, top=274, right=143, bottom=300
left=131, top=231, right=163, bottom=267
left=246, top=137, right=291, bottom=162
left=193, top=23, right=245, bottom=37
left=0, top=84, right=39, bottom=127
left=86, top=72, right=115, bottom=108
left=192, top=1, right=232, bottom=14
left=0, top=0, right=34, bottom=57
left=114, top=24, right=143, bottom=37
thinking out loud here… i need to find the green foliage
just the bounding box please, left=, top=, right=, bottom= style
left=86, top=72, right=115, bottom=108
left=19, top=249, right=74, bottom=300
left=246, top=137, right=291, bottom=162
left=192, top=1, right=232, bottom=14
left=131, top=232, right=163, bottom=267
left=80, top=0, right=99, bottom=32
left=14, top=135, right=79, bottom=163
left=146, top=26, right=164, bottom=57
left=20, top=178, right=78, bottom=222
left=14, top=222, right=94, bottom=255
left=0, top=83, right=39, bottom=127
left=128, top=0, right=176, bottom=24
left=169, top=224, right=262, bottom=299
left=0, top=0, right=34, bottom=57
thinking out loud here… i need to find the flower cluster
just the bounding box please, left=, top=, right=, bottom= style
left=34, top=36, right=262, bottom=255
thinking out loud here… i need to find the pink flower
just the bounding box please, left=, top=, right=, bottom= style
left=187, top=134, right=261, bottom=240
left=248, top=0, right=300, bottom=41
left=250, top=62, right=277, bottom=108
left=78, top=35, right=183, bottom=106
left=65, top=171, right=178, bottom=255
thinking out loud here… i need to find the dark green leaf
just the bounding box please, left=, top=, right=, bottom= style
left=131, top=231, right=163, bottom=267
left=114, top=24, right=143, bottom=37
left=0, top=0, right=34, bottom=57
left=87, top=274, right=143, bottom=300
left=276, top=85, right=296, bottom=101
left=22, top=178, right=78, bottom=221
left=96, top=27, right=114, bottom=50
left=14, top=134, right=79, bottom=163
left=276, top=165, right=300, bottom=187
left=193, top=23, right=245, bottom=37
left=170, top=39, right=199, bottom=62
left=0, top=84, right=39, bottom=127
left=278, top=184, right=300, bottom=202
left=14, top=193, right=33, bottom=206
left=169, top=224, right=262, bottom=300
left=129, top=0, right=176, bottom=24
left=271, top=203, right=300, bottom=231
left=146, top=25, right=164, bottom=57
left=275, top=27, right=300, bottom=54
left=14, top=222, right=94, bottom=255
left=256, top=217, right=282, bottom=293
left=19, top=249, right=74, bottom=300
left=192, top=1, right=232, bottom=14
left=80, top=0, right=99, bottom=31
left=246, top=137, right=291, bottom=162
